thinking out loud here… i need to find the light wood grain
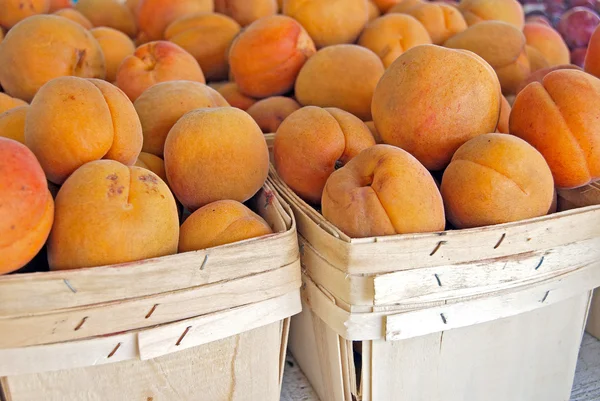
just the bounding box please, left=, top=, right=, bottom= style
left=586, top=289, right=600, bottom=339
left=4, top=322, right=284, bottom=401
left=282, top=334, right=600, bottom=401
left=0, top=292, right=301, bottom=376
left=0, top=261, right=301, bottom=348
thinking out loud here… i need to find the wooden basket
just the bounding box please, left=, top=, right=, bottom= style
left=269, top=166, right=600, bottom=401
left=558, top=182, right=600, bottom=339
left=0, top=178, right=302, bottom=401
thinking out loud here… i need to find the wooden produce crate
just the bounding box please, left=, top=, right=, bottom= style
left=270, top=166, right=600, bottom=401
left=0, top=179, right=302, bottom=401
left=558, top=182, right=600, bottom=339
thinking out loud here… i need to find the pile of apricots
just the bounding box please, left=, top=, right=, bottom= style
left=1, top=0, right=599, bottom=274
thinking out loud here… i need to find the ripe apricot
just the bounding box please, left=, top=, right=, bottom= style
left=295, top=45, right=384, bottom=121
left=116, top=41, right=206, bottom=101
left=75, top=0, right=138, bottom=38
left=53, top=8, right=93, bottom=29
left=91, top=27, right=136, bottom=83
left=25, top=77, right=142, bottom=184
left=441, top=133, right=554, bottom=228
left=164, top=107, right=269, bottom=210
left=136, top=0, right=213, bottom=42
left=510, top=69, right=600, bottom=188
left=358, top=14, right=432, bottom=68
left=0, top=0, right=50, bottom=29
left=179, top=200, right=273, bottom=252
left=0, top=15, right=105, bottom=102
left=48, top=160, right=179, bottom=270
left=0, top=106, right=28, bottom=144
left=214, top=0, right=278, bottom=27
left=274, top=106, right=376, bottom=204
left=322, top=144, right=445, bottom=237
left=229, top=15, right=316, bottom=98
left=372, top=45, right=501, bottom=170
left=283, top=0, right=369, bottom=48
left=246, top=96, right=301, bottom=133
left=164, top=13, right=241, bottom=82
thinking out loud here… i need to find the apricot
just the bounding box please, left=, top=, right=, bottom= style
left=458, top=0, right=524, bottom=29
left=388, top=0, right=422, bottom=14
left=116, top=41, right=205, bottom=101
left=515, top=64, right=582, bottom=93
left=126, top=0, right=140, bottom=15
left=164, top=107, right=269, bottom=210
left=495, top=50, right=530, bottom=96
left=441, top=133, right=554, bottom=228
left=322, top=144, right=445, bottom=238
left=0, top=106, right=28, bottom=144
left=372, top=45, right=501, bottom=170
left=137, top=0, right=213, bottom=42
left=0, top=28, right=4, bottom=44
left=212, top=82, right=257, bottom=110
left=134, top=80, right=229, bottom=157
left=53, top=8, right=94, bottom=29
left=368, top=1, right=382, bottom=20
left=48, top=160, right=179, bottom=270
left=365, top=121, right=383, bottom=143
left=0, top=93, right=27, bottom=114
left=215, top=0, right=278, bottom=27
left=585, top=25, right=600, bottom=78
left=25, top=77, right=142, bottom=184
left=523, top=23, right=570, bottom=67
left=0, top=0, right=50, bottom=29
left=403, top=2, right=467, bottom=45
left=526, top=45, right=550, bottom=73
left=135, top=152, right=167, bottom=182
left=295, top=45, right=384, bottom=121
left=49, top=0, right=72, bottom=12
left=90, top=28, right=135, bottom=83
left=246, top=96, right=301, bottom=133
left=358, top=14, right=432, bottom=68
left=283, top=0, right=369, bottom=48
left=0, top=138, right=54, bottom=274
left=373, top=0, right=401, bottom=12
left=496, top=95, right=510, bottom=134
left=179, top=200, right=273, bottom=252
left=443, top=21, right=525, bottom=70
left=229, top=15, right=316, bottom=98
left=444, top=21, right=530, bottom=95
left=0, top=15, right=105, bottom=102
left=164, top=13, right=241, bottom=82
left=75, top=0, right=138, bottom=38
left=274, top=106, right=376, bottom=204
left=510, top=69, right=600, bottom=188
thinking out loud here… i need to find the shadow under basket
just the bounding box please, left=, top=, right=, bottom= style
left=0, top=178, right=302, bottom=401
left=558, top=182, right=600, bottom=340
left=269, top=166, right=600, bottom=401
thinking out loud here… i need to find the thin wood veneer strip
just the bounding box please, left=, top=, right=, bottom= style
left=0, top=291, right=301, bottom=376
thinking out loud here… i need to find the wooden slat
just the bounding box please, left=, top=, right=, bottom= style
left=138, top=291, right=301, bottom=360
left=369, top=292, right=590, bottom=401
left=2, top=321, right=284, bottom=401
left=270, top=167, right=600, bottom=275
left=302, top=260, right=600, bottom=341
left=0, top=182, right=298, bottom=317
left=385, top=260, right=600, bottom=340
left=374, top=238, right=599, bottom=306
left=0, top=291, right=300, bottom=376
left=587, top=289, right=600, bottom=339
left=0, top=261, right=301, bottom=348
